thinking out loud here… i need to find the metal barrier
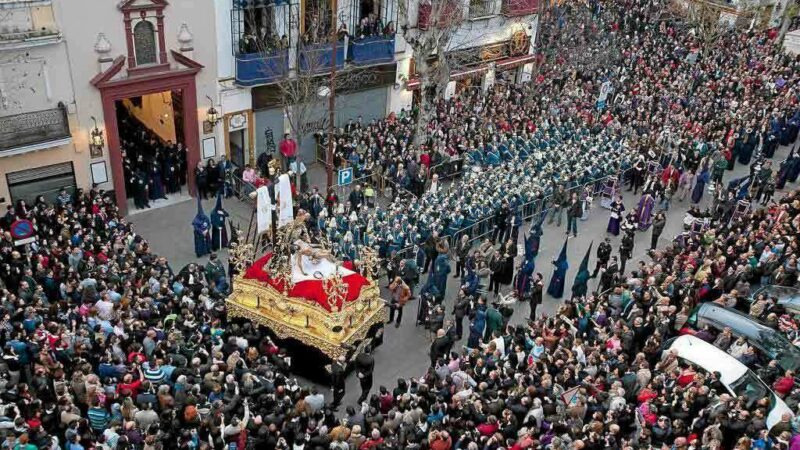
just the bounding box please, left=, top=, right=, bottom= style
left=380, top=175, right=418, bottom=201
left=227, top=169, right=257, bottom=202
left=330, top=173, right=379, bottom=208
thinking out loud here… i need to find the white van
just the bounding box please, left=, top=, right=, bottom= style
left=667, top=335, right=794, bottom=430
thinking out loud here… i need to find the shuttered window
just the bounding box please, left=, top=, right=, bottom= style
left=6, top=162, right=76, bottom=204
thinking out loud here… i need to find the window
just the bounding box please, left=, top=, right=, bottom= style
left=133, top=20, right=158, bottom=66
left=469, top=0, right=496, bottom=18
left=302, top=0, right=331, bottom=44
left=239, top=5, right=279, bottom=54
left=7, top=162, right=76, bottom=205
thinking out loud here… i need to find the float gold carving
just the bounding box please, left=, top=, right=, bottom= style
left=226, top=275, right=387, bottom=360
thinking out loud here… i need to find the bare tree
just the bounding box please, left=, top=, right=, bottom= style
left=245, top=4, right=380, bottom=182
left=778, top=0, right=800, bottom=44
left=398, top=0, right=537, bottom=147
left=397, top=0, right=465, bottom=147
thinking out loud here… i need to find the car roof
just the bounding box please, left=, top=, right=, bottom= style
left=668, top=335, right=747, bottom=386
left=753, top=285, right=800, bottom=310
left=696, top=303, right=767, bottom=339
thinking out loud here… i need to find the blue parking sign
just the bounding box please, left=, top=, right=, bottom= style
left=338, top=167, right=354, bottom=185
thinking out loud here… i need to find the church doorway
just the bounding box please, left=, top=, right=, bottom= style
left=115, top=90, right=189, bottom=211
left=93, top=60, right=202, bottom=216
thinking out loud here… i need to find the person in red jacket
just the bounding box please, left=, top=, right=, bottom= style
left=477, top=415, right=500, bottom=436
left=428, top=430, right=453, bottom=450
left=359, top=429, right=384, bottom=450
left=772, top=370, right=795, bottom=396
left=278, top=133, right=297, bottom=171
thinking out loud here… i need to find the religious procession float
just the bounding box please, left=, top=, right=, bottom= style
left=226, top=174, right=386, bottom=382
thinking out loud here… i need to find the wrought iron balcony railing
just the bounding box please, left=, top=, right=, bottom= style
left=0, top=104, right=71, bottom=155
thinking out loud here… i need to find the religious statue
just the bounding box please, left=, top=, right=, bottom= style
left=286, top=212, right=338, bottom=277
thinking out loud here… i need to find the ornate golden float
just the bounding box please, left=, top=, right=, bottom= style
left=226, top=219, right=387, bottom=367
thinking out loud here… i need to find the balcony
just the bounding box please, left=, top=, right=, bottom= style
left=235, top=50, right=289, bottom=86
left=0, top=1, right=61, bottom=49
left=298, top=42, right=345, bottom=72
left=418, top=0, right=463, bottom=29
left=350, top=35, right=395, bottom=65
left=0, top=105, right=72, bottom=157
left=469, top=0, right=498, bottom=18
left=501, top=0, right=538, bottom=16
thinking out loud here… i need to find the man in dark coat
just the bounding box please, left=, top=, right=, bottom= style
left=492, top=201, right=510, bottom=243
left=566, top=192, right=583, bottom=237
left=422, top=232, right=440, bottom=273
left=548, top=184, right=568, bottom=227
left=398, top=259, right=419, bottom=298
left=452, top=293, right=471, bottom=339
left=529, top=273, right=543, bottom=321
left=429, top=326, right=455, bottom=366
left=355, top=347, right=374, bottom=403
left=330, top=356, right=346, bottom=410
left=620, top=231, right=634, bottom=274
left=348, top=184, right=365, bottom=211
left=593, top=238, right=612, bottom=278
left=650, top=212, right=666, bottom=250
left=600, top=256, right=619, bottom=293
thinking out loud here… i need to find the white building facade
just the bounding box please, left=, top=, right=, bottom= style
left=0, top=0, right=82, bottom=206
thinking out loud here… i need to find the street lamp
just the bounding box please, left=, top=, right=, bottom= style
left=89, top=116, right=104, bottom=152
left=206, top=95, right=220, bottom=129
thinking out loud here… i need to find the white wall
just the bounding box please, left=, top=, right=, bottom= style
left=220, top=84, right=252, bottom=113
left=0, top=4, right=86, bottom=206
left=785, top=29, right=800, bottom=55
left=215, top=0, right=235, bottom=79
left=0, top=42, right=75, bottom=115
left=447, top=14, right=536, bottom=52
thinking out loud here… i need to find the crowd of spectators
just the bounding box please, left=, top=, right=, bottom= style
left=285, top=0, right=800, bottom=265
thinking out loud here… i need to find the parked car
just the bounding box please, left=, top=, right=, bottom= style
left=682, top=303, right=800, bottom=372
left=667, top=335, right=794, bottom=430
left=750, top=285, right=800, bottom=315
